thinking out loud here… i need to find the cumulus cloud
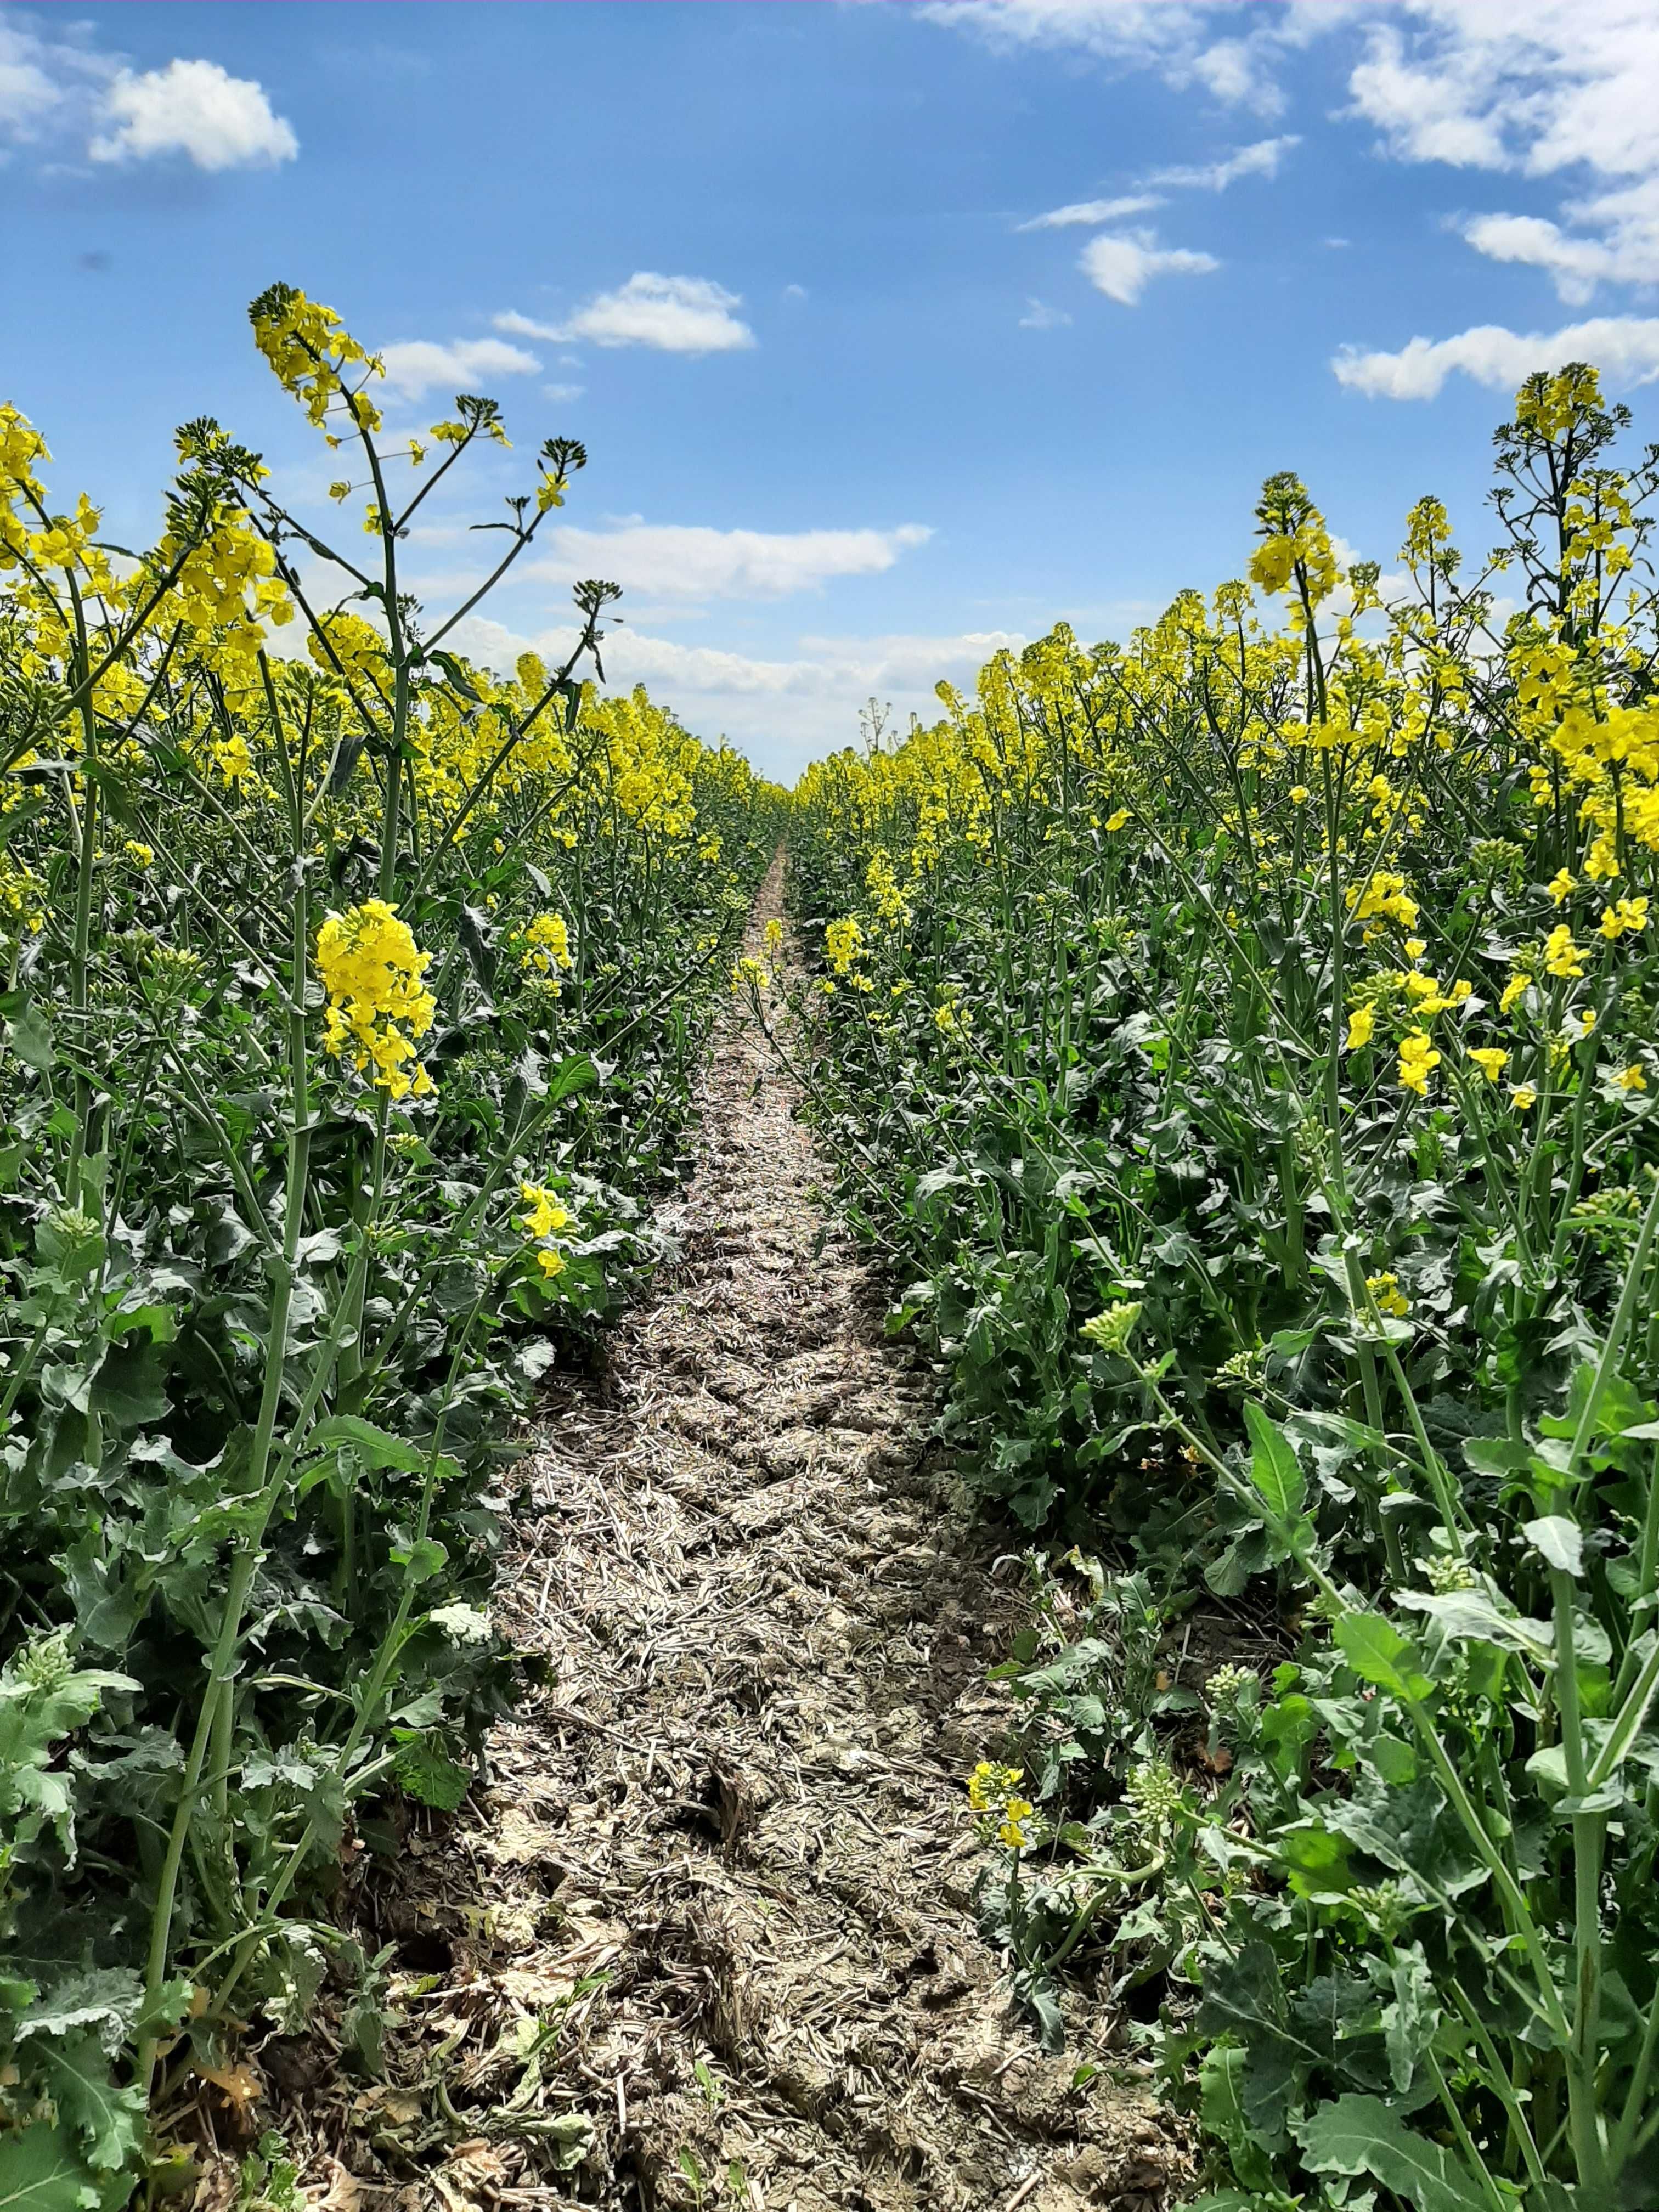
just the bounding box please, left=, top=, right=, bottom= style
left=1, top=16, right=296, bottom=171
left=1018, top=192, right=1163, bottom=232
left=89, top=57, right=296, bottom=169
left=376, top=337, right=542, bottom=399
left=532, top=520, right=932, bottom=603
left=1079, top=232, right=1219, bottom=306
left=441, top=617, right=1026, bottom=774
left=1332, top=313, right=1659, bottom=399
left=495, top=273, right=754, bottom=356
left=1345, top=4, right=1659, bottom=302
left=1348, top=3, right=1659, bottom=180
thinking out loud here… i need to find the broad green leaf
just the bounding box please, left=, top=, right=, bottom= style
left=5, top=1004, right=54, bottom=1075
left=1383, top=1946, right=1440, bottom=2094
left=1334, top=1613, right=1434, bottom=1702
left=306, top=1416, right=426, bottom=1474
left=0, top=2124, right=99, bottom=2212
left=36, top=2038, right=144, bottom=2174
left=87, top=1341, right=169, bottom=1430
left=546, top=1052, right=598, bottom=1105
left=14, top=1971, right=144, bottom=2051
left=392, top=1538, right=448, bottom=1585
left=1198, top=2045, right=1275, bottom=2187
left=1244, top=1400, right=1305, bottom=1523
left=1523, top=1515, right=1584, bottom=1577
left=392, top=1735, right=471, bottom=1812
left=1296, top=2094, right=1491, bottom=2212
left=1397, top=1588, right=1554, bottom=1666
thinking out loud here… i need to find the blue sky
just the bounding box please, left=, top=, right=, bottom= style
left=4, top=0, right=1658, bottom=777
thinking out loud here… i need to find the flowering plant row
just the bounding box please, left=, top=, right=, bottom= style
left=783, top=369, right=1659, bottom=2208
left=0, top=288, right=781, bottom=2204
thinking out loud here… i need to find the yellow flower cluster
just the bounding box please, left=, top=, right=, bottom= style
left=520, top=911, right=575, bottom=984
left=824, top=917, right=865, bottom=974
left=315, top=899, right=436, bottom=1101
left=967, top=1760, right=1035, bottom=1849
left=251, top=284, right=383, bottom=433
left=517, top=1182, right=573, bottom=1279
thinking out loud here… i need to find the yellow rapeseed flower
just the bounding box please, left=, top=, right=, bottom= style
left=1397, top=1030, right=1441, bottom=1097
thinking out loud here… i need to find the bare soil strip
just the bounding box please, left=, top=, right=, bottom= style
left=286, top=858, right=1186, bottom=2212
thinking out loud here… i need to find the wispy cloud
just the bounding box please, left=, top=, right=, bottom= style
left=495, top=273, right=755, bottom=356
left=1017, top=192, right=1163, bottom=232
left=921, top=1, right=1348, bottom=118
left=1146, top=134, right=1300, bottom=190
left=1019, top=297, right=1072, bottom=329
left=1333, top=313, right=1659, bottom=400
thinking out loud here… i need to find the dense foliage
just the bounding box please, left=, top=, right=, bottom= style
left=784, top=369, right=1659, bottom=2210
left=0, top=287, right=781, bottom=2207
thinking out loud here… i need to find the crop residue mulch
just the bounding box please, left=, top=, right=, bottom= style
left=259, top=855, right=1192, bottom=2212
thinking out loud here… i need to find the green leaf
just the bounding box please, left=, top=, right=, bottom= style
left=546, top=1052, right=598, bottom=1105
left=392, top=1538, right=448, bottom=1585
left=1198, top=2045, right=1276, bottom=2187
left=392, top=1735, right=471, bottom=1813
left=1243, top=1400, right=1305, bottom=1523
left=0, top=2125, right=99, bottom=2212
left=1383, top=1946, right=1440, bottom=2095
left=5, top=1003, right=55, bottom=1075
left=1296, top=2093, right=1491, bottom=2212
left=1397, top=1589, right=1554, bottom=1667
left=1523, top=1515, right=1584, bottom=1577
left=87, top=1341, right=170, bottom=1431
left=306, top=1416, right=425, bottom=1473
left=36, top=2038, right=145, bottom=2174
left=14, top=1971, right=144, bottom=2053
left=1335, top=1613, right=1434, bottom=1702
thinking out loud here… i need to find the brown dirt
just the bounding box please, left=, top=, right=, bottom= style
left=264, top=855, right=1190, bottom=2212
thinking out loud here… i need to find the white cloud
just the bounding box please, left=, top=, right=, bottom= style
left=922, top=1, right=1350, bottom=116
left=1018, top=192, right=1163, bottom=231
left=542, top=381, right=585, bottom=403
left=89, top=57, right=296, bottom=169
left=441, top=617, right=1026, bottom=774
left=493, top=309, right=562, bottom=341
left=1148, top=134, right=1300, bottom=190
left=1019, top=297, right=1073, bottom=329
left=1345, top=4, right=1659, bottom=302
left=0, top=19, right=71, bottom=136
left=376, top=337, right=541, bottom=399
left=1332, top=313, right=1659, bottom=399
left=533, top=520, right=932, bottom=602
left=1348, top=4, right=1659, bottom=181
left=495, top=273, right=755, bottom=356
left=1079, top=231, right=1219, bottom=306
left=0, top=15, right=121, bottom=146
left=1460, top=182, right=1659, bottom=303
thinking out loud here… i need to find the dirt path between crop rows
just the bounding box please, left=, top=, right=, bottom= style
left=285, top=855, right=1188, bottom=2212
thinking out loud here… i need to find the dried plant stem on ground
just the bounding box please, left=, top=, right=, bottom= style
left=270, top=855, right=1187, bottom=2212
